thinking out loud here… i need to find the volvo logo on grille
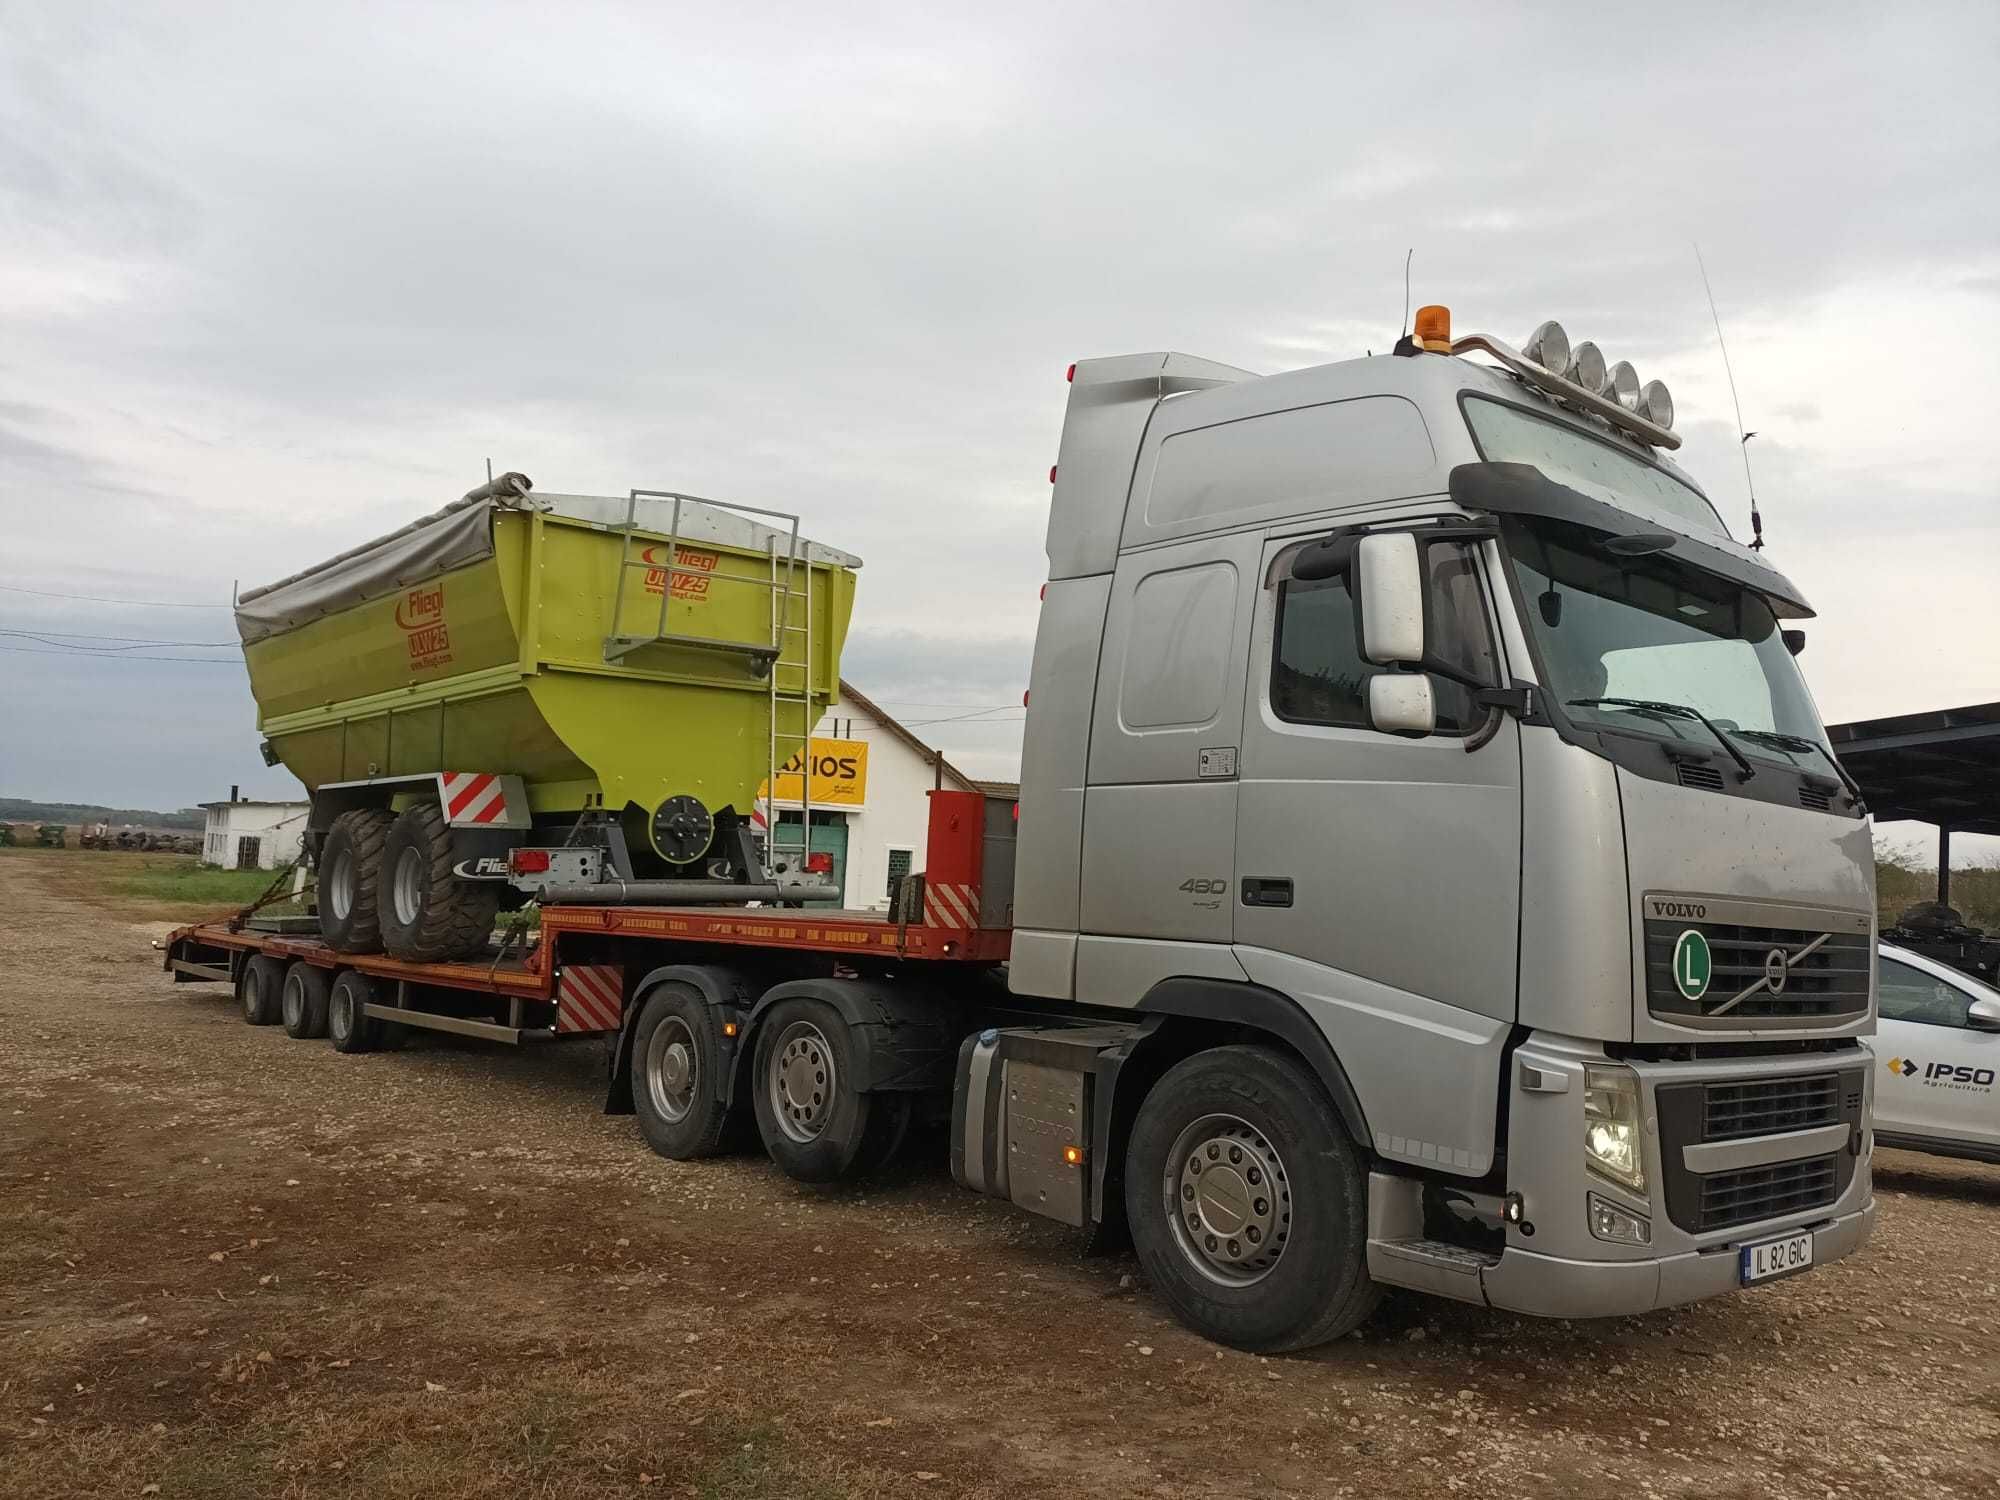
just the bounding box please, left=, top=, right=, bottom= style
left=1763, top=948, right=1790, bottom=994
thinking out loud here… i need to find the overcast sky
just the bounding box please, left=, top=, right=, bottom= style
left=2, top=2, right=1996, bottom=859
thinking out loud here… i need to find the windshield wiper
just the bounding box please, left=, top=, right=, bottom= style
left=1728, top=728, right=1865, bottom=803
left=1567, top=697, right=1758, bottom=783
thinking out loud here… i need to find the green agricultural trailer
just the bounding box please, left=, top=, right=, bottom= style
left=236, top=473, right=860, bottom=963
left=36, top=824, right=66, bottom=848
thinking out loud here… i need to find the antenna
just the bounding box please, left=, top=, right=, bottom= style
left=1400, top=247, right=1414, bottom=336
left=485, top=456, right=494, bottom=484
left=1694, top=243, right=1763, bottom=550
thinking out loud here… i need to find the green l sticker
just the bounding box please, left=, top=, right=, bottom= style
left=1673, top=928, right=1712, bottom=1000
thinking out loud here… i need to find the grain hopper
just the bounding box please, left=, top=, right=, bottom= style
left=235, top=474, right=859, bottom=960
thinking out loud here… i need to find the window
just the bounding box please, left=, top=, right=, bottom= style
left=1271, top=541, right=1493, bottom=732
left=884, top=847, right=914, bottom=900
left=1879, top=957, right=1973, bottom=1028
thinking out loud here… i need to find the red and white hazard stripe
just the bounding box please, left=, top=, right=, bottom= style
left=923, top=880, right=980, bottom=931
left=557, top=965, right=624, bottom=1034
left=440, top=771, right=509, bottom=826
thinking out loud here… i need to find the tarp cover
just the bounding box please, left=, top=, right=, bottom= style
left=234, top=491, right=861, bottom=645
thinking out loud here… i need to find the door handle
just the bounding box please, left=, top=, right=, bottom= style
left=1241, top=877, right=1293, bottom=908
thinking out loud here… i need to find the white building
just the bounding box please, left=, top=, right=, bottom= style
left=200, top=793, right=310, bottom=870
left=770, top=682, right=1013, bottom=911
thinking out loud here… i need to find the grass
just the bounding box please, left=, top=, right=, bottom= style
left=110, top=860, right=290, bottom=906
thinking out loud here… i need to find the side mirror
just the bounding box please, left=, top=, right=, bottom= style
left=1967, top=997, right=2000, bottom=1032
left=1782, top=629, right=1806, bottom=657
left=1354, top=532, right=1426, bottom=666
left=1368, top=674, right=1436, bottom=737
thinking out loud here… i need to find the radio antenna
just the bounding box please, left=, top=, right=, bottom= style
left=1694, top=243, right=1763, bottom=550
left=1400, top=247, right=1414, bottom=336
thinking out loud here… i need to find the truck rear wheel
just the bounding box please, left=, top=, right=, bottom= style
left=751, top=998, right=882, bottom=1183
left=319, top=809, right=394, bottom=954
left=241, top=956, right=286, bottom=1026
left=281, top=961, right=331, bottom=1039
left=377, top=802, right=499, bottom=963
left=1125, top=1045, right=1379, bottom=1353
left=631, top=983, right=735, bottom=1160
left=327, top=970, right=382, bottom=1054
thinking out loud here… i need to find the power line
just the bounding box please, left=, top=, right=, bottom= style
left=0, top=581, right=232, bottom=608
left=0, top=628, right=237, bottom=651
left=0, top=643, right=240, bottom=664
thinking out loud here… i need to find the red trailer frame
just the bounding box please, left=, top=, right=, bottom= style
left=161, top=791, right=1012, bottom=1046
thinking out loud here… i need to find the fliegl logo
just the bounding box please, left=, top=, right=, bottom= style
left=640, top=545, right=720, bottom=600
left=394, top=583, right=453, bottom=671
left=1885, top=1055, right=1996, bottom=1091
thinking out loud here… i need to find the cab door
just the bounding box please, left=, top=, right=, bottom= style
left=1876, top=953, right=2000, bottom=1152
left=1233, top=528, right=1522, bottom=1026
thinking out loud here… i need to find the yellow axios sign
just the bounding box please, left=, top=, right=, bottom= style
left=763, top=738, right=869, bottom=808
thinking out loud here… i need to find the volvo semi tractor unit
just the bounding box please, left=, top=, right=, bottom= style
left=167, top=304, right=1876, bottom=1351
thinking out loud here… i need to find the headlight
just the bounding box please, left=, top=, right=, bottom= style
left=1583, top=1064, right=1646, bottom=1192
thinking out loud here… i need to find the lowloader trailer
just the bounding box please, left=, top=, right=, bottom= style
left=168, top=303, right=1877, bottom=1351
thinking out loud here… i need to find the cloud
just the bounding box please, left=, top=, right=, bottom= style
left=1, top=1, right=1996, bottom=812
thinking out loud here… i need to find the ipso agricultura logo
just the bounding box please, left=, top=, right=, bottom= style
left=1884, top=1054, right=1996, bottom=1091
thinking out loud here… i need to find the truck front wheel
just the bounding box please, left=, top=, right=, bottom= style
left=631, top=983, right=735, bottom=1160
left=1125, top=1044, right=1379, bottom=1353
left=377, top=802, right=499, bottom=963
left=319, top=809, right=394, bottom=953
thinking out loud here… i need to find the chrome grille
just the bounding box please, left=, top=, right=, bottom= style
left=1696, top=1156, right=1839, bottom=1231
left=1645, top=918, right=1871, bottom=1026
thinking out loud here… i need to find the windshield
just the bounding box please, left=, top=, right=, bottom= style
left=1500, top=515, right=1829, bottom=753
left=1465, top=395, right=1728, bottom=537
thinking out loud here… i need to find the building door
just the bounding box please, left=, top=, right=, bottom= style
left=235, top=836, right=261, bottom=870
left=775, top=812, right=848, bottom=905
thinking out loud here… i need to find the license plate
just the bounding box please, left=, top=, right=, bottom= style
left=1741, top=1230, right=1813, bottom=1284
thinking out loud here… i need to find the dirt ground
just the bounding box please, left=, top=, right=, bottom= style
left=4, top=852, right=1999, bottom=1499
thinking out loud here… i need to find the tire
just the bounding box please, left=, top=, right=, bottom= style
left=241, top=955, right=286, bottom=1026
left=328, top=970, right=382, bottom=1055
left=377, top=802, right=499, bottom=963
left=318, top=809, right=394, bottom=954
left=281, top=961, right=331, bottom=1040
left=1125, top=1044, right=1380, bottom=1353
left=630, top=983, right=736, bottom=1160
left=750, top=997, right=880, bottom=1184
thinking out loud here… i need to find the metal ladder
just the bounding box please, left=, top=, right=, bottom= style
left=601, top=488, right=820, bottom=880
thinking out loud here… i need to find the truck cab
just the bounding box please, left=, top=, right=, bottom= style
left=997, top=311, right=1875, bottom=1343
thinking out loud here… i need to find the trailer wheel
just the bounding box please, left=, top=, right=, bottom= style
left=240, top=956, right=286, bottom=1026
left=1125, top=1044, right=1379, bottom=1353
left=378, top=801, right=499, bottom=963
left=328, top=970, right=382, bottom=1055
left=281, top=961, right=332, bottom=1039
left=631, top=983, right=735, bottom=1160
left=751, top=998, right=880, bottom=1183
left=319, top=809, right=394, bottom=953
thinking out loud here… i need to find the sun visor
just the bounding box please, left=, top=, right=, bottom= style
left=1449, top=462, right=1814, bottom=619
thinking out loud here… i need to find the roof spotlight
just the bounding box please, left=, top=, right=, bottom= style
left=1604, top=360, right=1641, bottom=412
left=1523, top=320, right=1570, bottom=375
left=1639, top=379, right=1674, bottom=428
left=1565, top=341, right=1607, bottom=395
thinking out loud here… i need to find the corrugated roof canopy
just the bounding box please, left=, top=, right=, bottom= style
left=1826, top=701, right=2000, bottom=836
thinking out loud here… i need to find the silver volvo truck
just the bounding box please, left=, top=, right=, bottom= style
left=958, top=307, right=1875, bottom=1350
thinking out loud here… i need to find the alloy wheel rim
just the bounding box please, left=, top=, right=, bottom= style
left=1163, top=1113, right=1294, bottom=1287
left=769, top=1020, right=836, bottom=1144
left=646, top=1016, right=700, bottom=1125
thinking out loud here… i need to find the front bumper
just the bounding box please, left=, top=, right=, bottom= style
left=1478, top=1195, right=1874, bottom=1318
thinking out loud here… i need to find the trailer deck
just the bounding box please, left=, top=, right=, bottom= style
left=161, top=790, right=1014, bottom=1046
